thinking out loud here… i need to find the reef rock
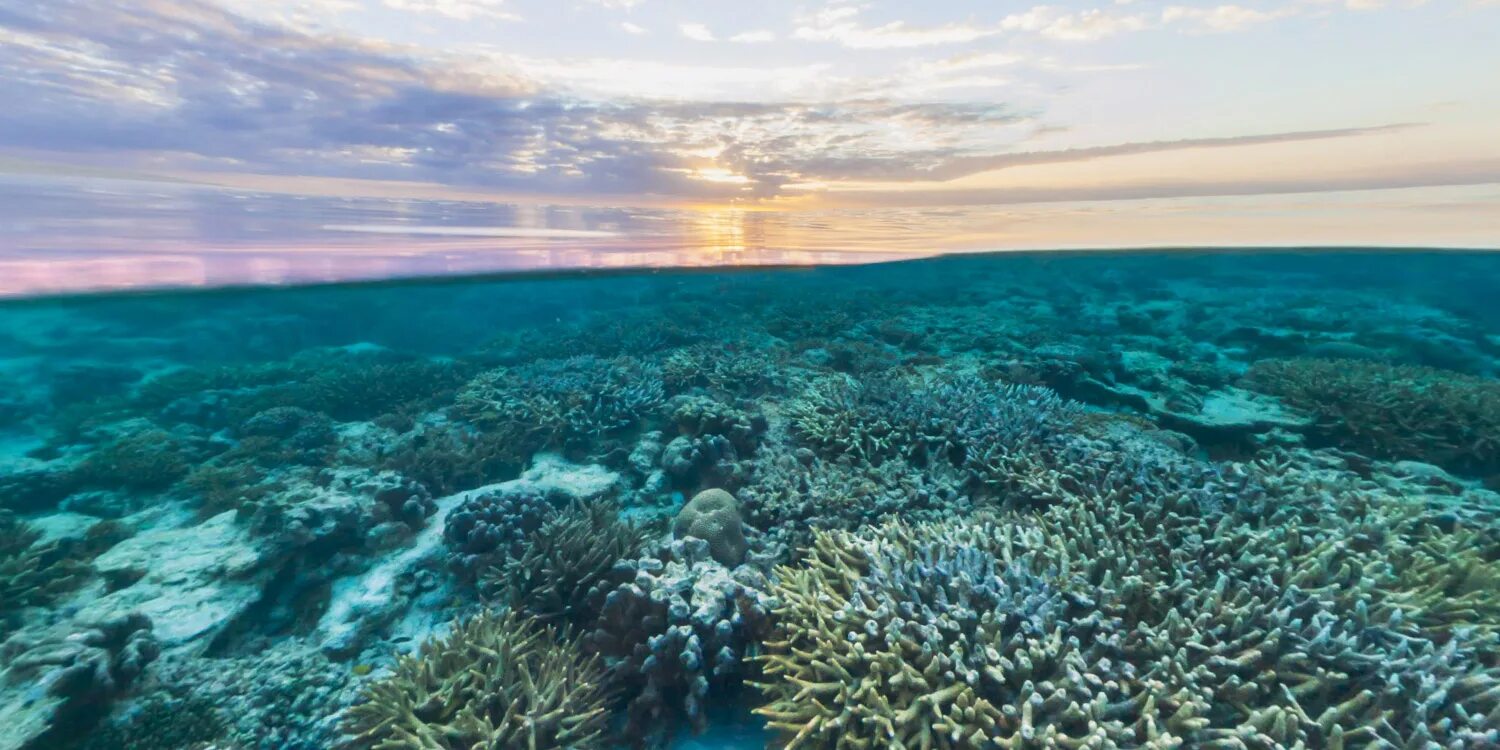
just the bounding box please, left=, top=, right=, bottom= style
left=79, top=510, right=270, bottom=650
left=316, top=453, right=623, bottom=658
left=0, top=612, right=158, bottom=750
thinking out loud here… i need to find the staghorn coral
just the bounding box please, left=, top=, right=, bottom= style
left=378, top=422, right=521, bottom=495
left=754, top=520, right=1146, bottom=750
left=783, top=374, right=905, bottom=463
left=226, top=352, right=470, bottom=423
left=784, top=373, right=1079, bottom=480
left=455, top=355, right=664, bottom=460
left=480, top=499, right=650, bottom=623
left=1245, top=357, right=1500, bottom=474
left=340, top=609, right=613, bottom=750
left=739, top=444, right=971, bottom=548
left=753, top=443, right=1500, bottom=750
left=672, top=489, right=748, bottom=567
left=661, top=341, right=783, bottom=395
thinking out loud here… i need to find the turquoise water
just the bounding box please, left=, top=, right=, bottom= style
left=2, top=249, right=1499, bottom=749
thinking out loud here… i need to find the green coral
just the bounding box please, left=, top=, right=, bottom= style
left=455, top=356, right=663, bottom=458
left=74, top=427, right=192, bottom=491
left=181, top=463, right=279, bottom=518
left=89, top=694, right=227, bottom=750
left=481, top=500, right=650, bottom=623
left=234, top=355, right=470, bottom=422
left=340, top=610, right=615, bottom=749
left=1245, top=357, right=1500, bottom=474
left=379, top=423, right=523, bottom=496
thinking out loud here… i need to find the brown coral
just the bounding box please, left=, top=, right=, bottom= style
left=340, top=609, right=614, bottom=750
left=672, top=488, right=747, bottom=566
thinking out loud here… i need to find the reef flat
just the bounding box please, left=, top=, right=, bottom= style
left=1, top=250, right=1498, bottom=749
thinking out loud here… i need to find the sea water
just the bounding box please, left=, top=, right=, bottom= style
left=1, top=249, right=1498, bottom=749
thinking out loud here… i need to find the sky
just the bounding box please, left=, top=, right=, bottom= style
left=0, top=0, right=1498, bottom=254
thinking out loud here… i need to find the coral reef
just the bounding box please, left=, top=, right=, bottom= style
left=481, top=499, right=651, bottom=623
left=340, top=609, right=614, bottom=749
left=754, top=446, right=1500, bottom=749
left=74, top=427, right=195, bottom=492
left=88, top=693, right=226, bottom=750
left=455, top=355, right=664, bottom=461
left=0, top=612, right=159, bottom=749
left=585, top=537, right=776, bottom=743
left=7, top=251, right=1500, bottom=749
left=443, top=487, right=565, bottom=582
left=150, top=645, right=360, bottom=749
left=1, top=512, right=91, bottom=636
left=672, top=488, right=748, bottom=567
left=1246, top=357, right=1500, bottom=474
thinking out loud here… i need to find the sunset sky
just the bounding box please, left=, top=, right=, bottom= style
left=1, top=0, right=1498, bottom=250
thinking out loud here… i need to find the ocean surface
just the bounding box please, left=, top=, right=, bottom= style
left=2, top=249, right=1499, bottom=750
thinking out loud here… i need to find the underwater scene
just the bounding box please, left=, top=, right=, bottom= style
left=3, top=249, right=1500, bottom=750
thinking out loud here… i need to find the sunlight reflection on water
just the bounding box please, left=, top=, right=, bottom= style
left=6, top=174, right=1496, bottom=298
left=0, top=176, right=934, bottom=297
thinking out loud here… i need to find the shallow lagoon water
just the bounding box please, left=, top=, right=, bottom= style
left=1, top=249, right=1499, bottom=749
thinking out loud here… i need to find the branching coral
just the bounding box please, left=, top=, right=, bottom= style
left=74, top=427, right=194, bottom=492
left=1, top=512, right=90, bottom=636
left=1245, top=357, right=1500, bottom=474
left=379, top=422, right=522, bottom=495
left=340, top=610, right=614, bottom=749
left=662, top=342, right=782, bottom=395
left=89, top=693, right=227, bottom=750
left=481, top=500, right=650, bottom=623
left=753, top=448, right=1500, bottom=750
left=456, top=356, right=664, bottom=460
left=236, top=354, right=471, bottom=423
left=784, top=373, right=1078, bottom=478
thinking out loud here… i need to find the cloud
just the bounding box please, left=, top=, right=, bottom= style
left=679, top=22, right=714, bottom=41
left=383, top=0, right=519, bottom=21
left=0, top=0, right=1452, bottom=205
left=793, top=4, right=1005, bottom=48
left=1160, top=5, right=1293, bottom=32
left=858, top=123, right=1422, bottom=182
left=1001, top=6, right=1149, bottom=41
left=822, top=156, right=1500, bottom=208
left=620, top=21, right=647, bottom=34
left=730, top=30, right=777, bottom=43
left=792, top=3, right=1159, bottom=48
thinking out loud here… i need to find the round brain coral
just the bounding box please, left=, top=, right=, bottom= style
left=672, top=488, right=748, bottom=567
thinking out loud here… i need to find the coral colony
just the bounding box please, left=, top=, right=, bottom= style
left=1, top=250, right=1498, bottom=749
